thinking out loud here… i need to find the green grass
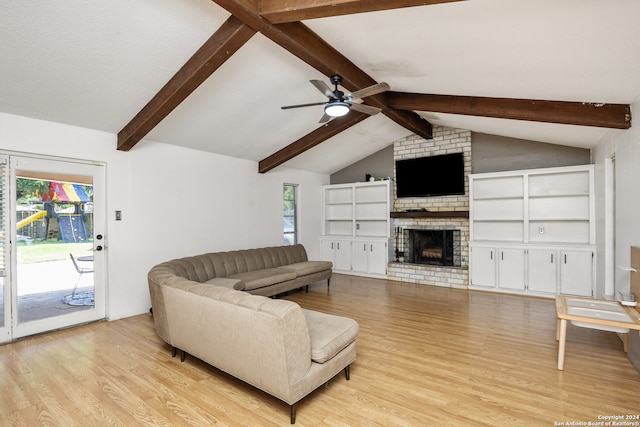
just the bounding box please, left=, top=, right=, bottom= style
left=17, top=241, right=93, bottom=264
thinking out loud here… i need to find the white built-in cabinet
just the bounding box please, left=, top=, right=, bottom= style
left=320, top=239, right=352, bottom=271
left=498, top=248, right=526, bottom=291
left=558, top=249, right=594, bottom=296
left=526, top=248, right=558, bottom=294
left=470, top=246, right=496, bottom=287
left=320, top=181, right=392, bottom=277
left=351, top=240, right=388, bottom=276
left=469, top=165, right=595, bottom=297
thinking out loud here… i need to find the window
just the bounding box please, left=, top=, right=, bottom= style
left=283, top=184, right=297, bottom=245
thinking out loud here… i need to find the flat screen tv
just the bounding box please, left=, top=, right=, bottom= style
left=395, top=152, right=465, bottom=198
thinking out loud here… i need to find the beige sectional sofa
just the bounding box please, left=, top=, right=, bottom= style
left=148, top=245, right=359, bottom=423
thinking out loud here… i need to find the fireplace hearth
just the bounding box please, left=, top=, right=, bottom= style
left=398, top=228, right=461, bottom=267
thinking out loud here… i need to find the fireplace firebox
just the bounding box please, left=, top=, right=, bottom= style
left=404, top=229, right=461, bottom=266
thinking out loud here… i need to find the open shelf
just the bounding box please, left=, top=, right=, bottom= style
left=323, top=181, right=392, bottom=238
left=470, top=165, right=594, bottom=245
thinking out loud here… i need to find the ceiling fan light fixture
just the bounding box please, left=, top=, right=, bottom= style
left=324, top=101, right=350, bottom=117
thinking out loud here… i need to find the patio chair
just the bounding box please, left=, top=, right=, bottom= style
left=69, top=253, right=94, bottom=297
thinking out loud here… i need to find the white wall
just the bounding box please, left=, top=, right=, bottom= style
left=593, top=99, right=640, bottom=297
left=1, top=113, right=328, bottom=320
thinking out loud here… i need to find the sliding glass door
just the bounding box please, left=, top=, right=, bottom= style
left=0, top=154, right=106, bottom=342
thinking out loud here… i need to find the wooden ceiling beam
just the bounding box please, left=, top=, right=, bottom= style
left=212, top=1, right=382, bottom=90
left=213, top=0, right=433, bottom=147
left=259, top=0, right=464, bottom=24
left=259, top=112, right=370, bottom=173
left=387, top=92, right=632, bottom=129
left=116, top=16, right=256, bottom=151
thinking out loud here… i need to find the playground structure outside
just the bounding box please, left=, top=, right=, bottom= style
left=12, top=200, right=94, bottom=292
left=16, top=203, right=93, bottom=244
left=0, top=180, right=97, bottom=324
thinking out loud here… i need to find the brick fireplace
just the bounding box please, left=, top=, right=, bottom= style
left=403, top=228, right=461, bottom=266
left=387, top=127, right=471, bottom=288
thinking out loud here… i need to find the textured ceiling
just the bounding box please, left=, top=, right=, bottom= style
left=2, top=0, right=639, bottom=174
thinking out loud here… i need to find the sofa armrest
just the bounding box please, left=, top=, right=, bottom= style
left=203, top=277, right=245, bottom=290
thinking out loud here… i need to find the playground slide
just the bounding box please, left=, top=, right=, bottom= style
left=16, top=210, right=47, bottom=230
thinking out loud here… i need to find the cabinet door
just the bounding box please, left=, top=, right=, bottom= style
left=470, top=246, right=496, bottom=287
left=527, top=249, right=558, bottom=293
left=320, top=239, right=336, bottom=264
left=560, top=250, right=593, bottom=296
left=334, top=240, right=352, bottom=271
left=368, top=241, right=388, bottom=276
left=351, top=242, right=368, bottom=273
left=498, top=248, right=526, bottom=290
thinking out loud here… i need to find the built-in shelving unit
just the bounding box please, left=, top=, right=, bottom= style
left=321, top=181, right=392, bottom=277
left=469, top=165, right=595, bottom=298
left=323, top=181, right=392, bottom=238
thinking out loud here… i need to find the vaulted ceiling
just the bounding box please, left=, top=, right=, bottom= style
left=2, top=1, right=638, bottom=174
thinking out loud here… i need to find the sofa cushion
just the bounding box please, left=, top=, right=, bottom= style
left=302, top=309, right=359, bottom=363
left=203, top=277, right=245, bottom=290
left=284, top=261, right=333, bottom=277
left=230, top=267, right=297, bottom=291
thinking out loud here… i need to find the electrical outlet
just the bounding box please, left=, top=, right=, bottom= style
left=115, top=210, right=122, bottom=221
left=538, top=226, right=545, bottom=234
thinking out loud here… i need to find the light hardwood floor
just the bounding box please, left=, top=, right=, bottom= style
left=1, top=274, right=639, bottom=426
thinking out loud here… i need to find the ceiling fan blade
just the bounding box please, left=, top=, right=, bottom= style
left=318, top=112, right=333, bottom=123
left=348, top=82, right=390, bottom=101
left=350, top=103, right=381, bottom=115
left=310, top=80, right=335, bottom=98
left=281, top=101, right=327, bottom=110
